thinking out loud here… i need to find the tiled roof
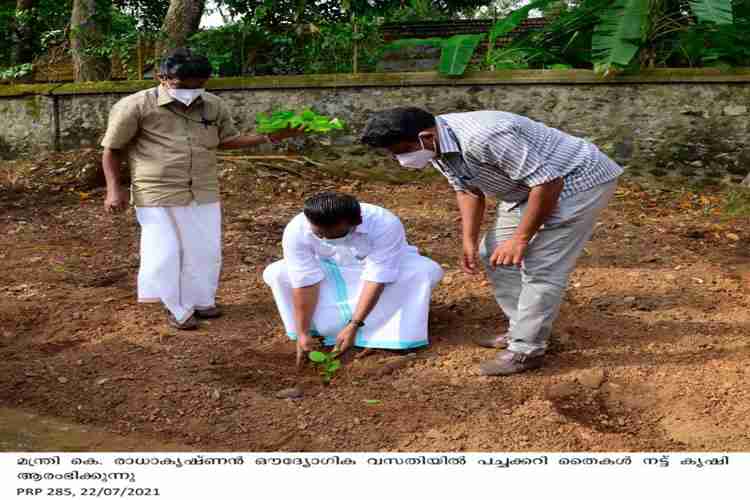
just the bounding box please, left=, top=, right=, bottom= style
left=381, top=18, right=547, bottom=42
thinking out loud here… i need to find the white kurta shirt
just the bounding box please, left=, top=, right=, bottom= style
left=281, top=203, right=410, bottom=289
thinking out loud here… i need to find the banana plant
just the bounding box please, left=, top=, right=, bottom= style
left=689, top=0, right=734, bottom=24
left=592, top=0, right=735, bottom=76
left=440, top=34, right=486, bottom=75
left=383, top=34, right=485, bottom=76
left=383, top=0, right=741, bottom=77
left=592, top=0, right=650, bottom=76
left=383, top=0, right=552, bottom=76
left=485, top=0, right=555, bottom=69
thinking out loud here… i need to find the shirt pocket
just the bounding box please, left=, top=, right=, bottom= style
left=195, top=123, right=220, bottom=149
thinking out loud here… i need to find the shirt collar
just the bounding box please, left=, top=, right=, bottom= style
left=435, top=116, right=461, bottom=155
left=156, top=86, right=174, bottom=107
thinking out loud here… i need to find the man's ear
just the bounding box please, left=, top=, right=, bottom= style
left=419, top=131, right=438, bottom=152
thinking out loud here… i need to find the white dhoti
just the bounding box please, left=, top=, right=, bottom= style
left=135, top=201, right=222, bottom=324
left=263, top=248, right=444, bottom=349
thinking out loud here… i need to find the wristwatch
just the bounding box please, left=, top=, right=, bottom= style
left=348, top=319, right=365, bottom=328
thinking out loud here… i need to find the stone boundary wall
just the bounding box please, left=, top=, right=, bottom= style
left=1, top=69, right=749, bottom=186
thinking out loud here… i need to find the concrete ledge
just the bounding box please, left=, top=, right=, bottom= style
left=208, top=68, right=750, bottom=90
left=0, top=83, right=61, bottom=97
left=1, top=68, right=749, bottom=97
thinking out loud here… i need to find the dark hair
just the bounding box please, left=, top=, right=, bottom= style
left=360, top=107, right=436, bottom=148
left=304, top=192, right=362, bottom=227
left=159, top=47, right=213, bottom=80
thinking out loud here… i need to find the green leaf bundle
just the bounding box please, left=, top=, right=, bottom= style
left=255, top=109, right=345, bottom=134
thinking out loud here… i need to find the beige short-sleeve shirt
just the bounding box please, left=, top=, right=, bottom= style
left=101, top=87, right=240, bottom=207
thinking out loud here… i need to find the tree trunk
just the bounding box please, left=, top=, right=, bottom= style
left=70, top=0, right=112, bottom=81
left=11, top=0, right=36, bottom=65
left=156, top=0, right=206, bottom=59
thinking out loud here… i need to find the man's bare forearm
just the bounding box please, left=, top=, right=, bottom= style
left=218, top=134, right=270, bottom=149
left=102, top=148, right=123, bottom=189
left=515, top=178, right=564, bottom=242
left=456, top=191, right=485, bottom=247
left=351, top=282, right=386, bottom=323
left=292, top=283, right=320, bottom=337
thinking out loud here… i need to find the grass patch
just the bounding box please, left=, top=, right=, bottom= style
left=722, top=188, right=750, bottom=217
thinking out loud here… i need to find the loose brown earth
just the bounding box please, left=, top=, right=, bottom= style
left=1, top=152, right=749, bottom=452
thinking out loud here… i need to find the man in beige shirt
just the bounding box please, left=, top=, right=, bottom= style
left=101, top=47, right=299, bottom=330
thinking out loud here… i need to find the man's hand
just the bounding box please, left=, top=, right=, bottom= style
left=490, top=237, right=529, bottom=267
left=104, top=188, right=128, bottom=213
left=296, top=332, right=316, bottom=370
left=268, top=125, right=305, bottom=143
left=334, top=323, right=358, bottom=355
left=462, top=241, right=480, bottom=274
left=456, top=191, right=485, bottom=275
left=297, top=332, right=316, bottom=353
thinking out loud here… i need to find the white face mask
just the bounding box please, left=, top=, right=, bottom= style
left=395, top=134, right=437, bottom=170
left=319, top=229, right=353, bottom=247
left=168, top=88, right=204, bottom=106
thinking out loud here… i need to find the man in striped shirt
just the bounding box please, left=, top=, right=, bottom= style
left=361, top=108, right=623, bottom=375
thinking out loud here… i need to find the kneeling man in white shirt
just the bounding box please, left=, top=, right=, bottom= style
left=263, top=192, right=444, bottom=356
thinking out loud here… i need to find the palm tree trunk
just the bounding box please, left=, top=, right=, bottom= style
left=70, top=0, right=112, bottom=81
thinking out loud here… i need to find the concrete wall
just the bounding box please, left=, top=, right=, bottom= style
left=1, top=69, right=749, bottom=185
left=0, top=93, right=56, bottom=158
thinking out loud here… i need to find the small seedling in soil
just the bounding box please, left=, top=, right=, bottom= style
left=309, top=350, right=342, bottom=385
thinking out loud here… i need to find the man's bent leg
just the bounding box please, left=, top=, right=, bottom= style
left=353, top=253, right=443, bottom=350
left=478, top=208, right=523, bottom=345
left=264, top=261, right=337, bottom=342
left=508, top=181, right=618, bottom=357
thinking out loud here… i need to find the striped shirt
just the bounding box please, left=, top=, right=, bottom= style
left=431, top=111, right=623, bottom=203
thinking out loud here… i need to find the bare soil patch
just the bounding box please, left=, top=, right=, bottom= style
left=1, top=152, right=748, bottom=451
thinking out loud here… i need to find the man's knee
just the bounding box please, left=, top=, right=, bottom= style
left=262, top=260, right=289, bottom=286
left=522, top=268, right=569, bottom=291
left=401, top=257, right=443, bottom=285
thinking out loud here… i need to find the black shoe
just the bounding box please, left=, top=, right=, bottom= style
left=194, top=306, right=222, bottom=319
